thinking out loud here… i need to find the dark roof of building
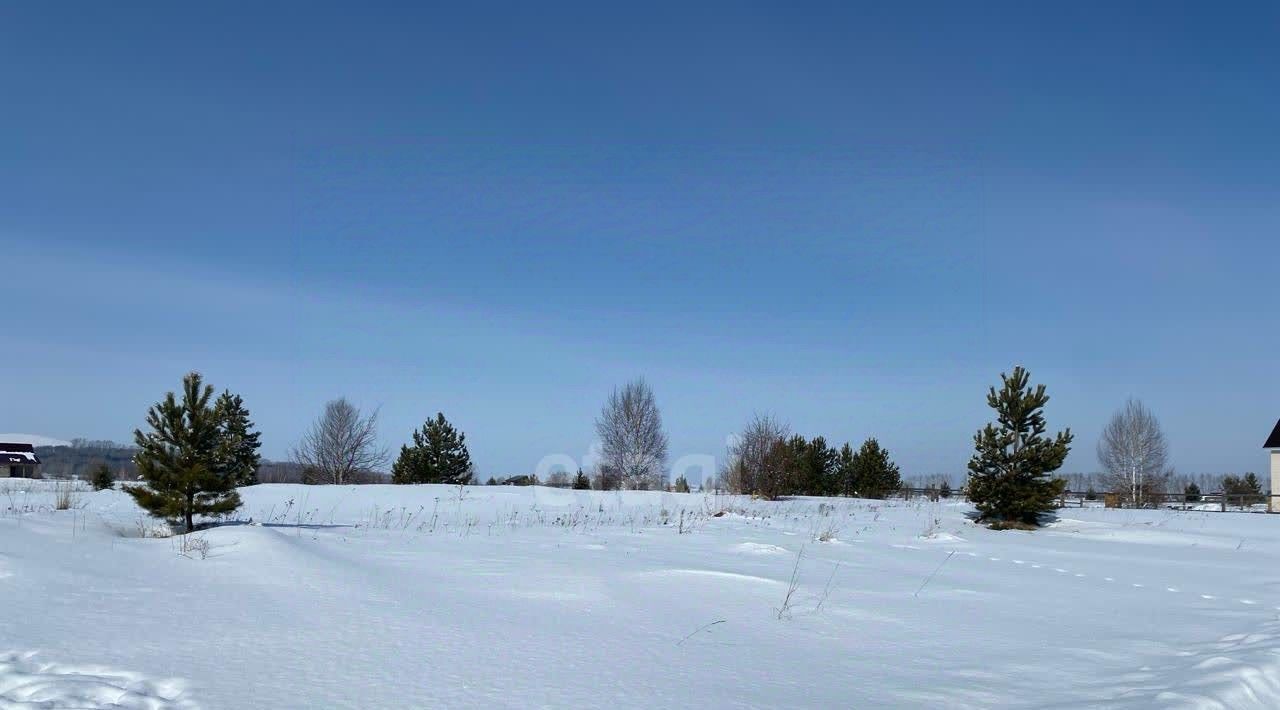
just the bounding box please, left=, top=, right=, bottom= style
left=1267, top=420, right=1280, bottom=449
left=0, top=443, right=40, bottom=465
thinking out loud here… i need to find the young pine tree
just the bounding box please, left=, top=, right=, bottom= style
left=215, top=390, right=262, bottom=486
left=1243, top=472, right=1263, bottom=504
left=1183, top=481, right=1202, bottom=502
left=836, top=442, right=856, bottom=496
left=966, top=366, right=1073, bottom=528
left=391, top=412, right=474, bottom=485
left=572, top=469, right=591, bottom=490
left=1224, top=473, right=1264, bottom=505
left=673, top=475, right=691, bottom=493
left=797, top=436, right=838, bottom=496
left=849, top=438, right=902, bottom=499
left=90, top=463, right=115, bottom=491
left=129, top=372, right=243, bottom=533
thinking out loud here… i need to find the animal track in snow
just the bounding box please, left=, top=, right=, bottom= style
left=891, top=537, right=1267, bottom=622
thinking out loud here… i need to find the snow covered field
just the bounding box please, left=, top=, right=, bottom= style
left=3, top=480, right=1280, bottom=709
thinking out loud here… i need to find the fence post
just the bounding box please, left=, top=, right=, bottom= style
left=1221, top=495, right=1227, bottom=513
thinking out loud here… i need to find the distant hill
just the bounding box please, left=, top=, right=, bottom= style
left=0, top=433, right=74, bottom=448
left=34, top=442, right=140, bottom=480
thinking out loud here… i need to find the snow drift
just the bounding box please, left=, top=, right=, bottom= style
left=2, top=481, right=1279, bottom=708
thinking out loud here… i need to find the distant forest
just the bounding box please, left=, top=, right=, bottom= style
left=34, top=440, right=307, bottom=483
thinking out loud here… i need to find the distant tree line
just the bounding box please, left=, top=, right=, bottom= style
left=35, top=444, right=140, bottom=480
left=35, top=441, right=305, bottom=485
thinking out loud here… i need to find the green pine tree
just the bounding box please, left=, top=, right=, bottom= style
left=1183, top=481, right=1201, bottom=502
left=796, top=436, right=838, bottom=496
left=572, top=469, right=591, bottom=490
left=849, top=438, right=901, bottom=498
left=836, top=442, right=856, bottom=496
left=1224, top=473, right=1264, bottom=505
left=673, top=475, right=691, bottom=493
left=90, top=463, right=115, bottom=491
left=966, top=366, right=1073, bottom=528
left=215, top=390, right=262, bottom=486
left=939, top=480, right=952, bottom=498
left=391, top=412, right=474, bottom=485
left=1243, top=472, right=1263, bottom=505
left=128, top=372, right=243, bottom=533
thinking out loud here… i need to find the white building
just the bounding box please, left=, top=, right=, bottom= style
left=1267, top=421, right=1280, bottom=512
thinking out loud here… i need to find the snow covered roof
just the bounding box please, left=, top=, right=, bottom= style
left=0, top=443, right=40, bottom=466
left=1267, top=420, right=1280, bottom=449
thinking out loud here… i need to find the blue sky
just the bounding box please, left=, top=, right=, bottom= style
left=2, top=1, right=1277, bottom=478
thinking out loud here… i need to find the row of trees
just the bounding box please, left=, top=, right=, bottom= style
left=122, top=366, right=1225, bottom=533
left=590, top=379, right=904, bottom=499
left=718, top=414, right=902, bottom=500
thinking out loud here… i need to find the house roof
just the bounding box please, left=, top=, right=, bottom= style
left=1267, top=420, right=1280, bottom=449
left=0, top=443, right=40, bottom=465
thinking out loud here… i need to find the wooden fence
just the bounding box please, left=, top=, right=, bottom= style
left=1053, top=490, right=1272, bottom=512
left=888, top=487, right=1275, bottom=513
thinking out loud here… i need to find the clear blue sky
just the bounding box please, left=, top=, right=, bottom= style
left=2, top=1, right=1277, bottom=478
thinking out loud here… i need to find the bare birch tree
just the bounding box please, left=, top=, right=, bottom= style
left=594, top=378, right=668, bottom=490
left=723, top=413, right=790, bottom=495
left=1097, top=398, right=1171, bottom=507
left=292, top=398, right=388, bottom=485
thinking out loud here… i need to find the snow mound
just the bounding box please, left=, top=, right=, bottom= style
left=0, top=652, right=196, bottom=709
left=1111, top=621, right=1280, bottom=708
left=0, top=434, right=72, bottom=448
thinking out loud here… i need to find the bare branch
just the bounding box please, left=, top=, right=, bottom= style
left=594, top=378, right=668, bottom=490
left=291, top=398, right=389, bottom=485
left=1097, top=398, right=1171, bottom=506
left=722, top=413, right=790, bottom=495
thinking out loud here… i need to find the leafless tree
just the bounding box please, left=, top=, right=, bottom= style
left=292, top=398, right=388, bottom=485
left=594, top=378, right=669, bottom=490
left=1097, top=398, right=1171, bottom=507
left=723, top=413, right=790, bottom=495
